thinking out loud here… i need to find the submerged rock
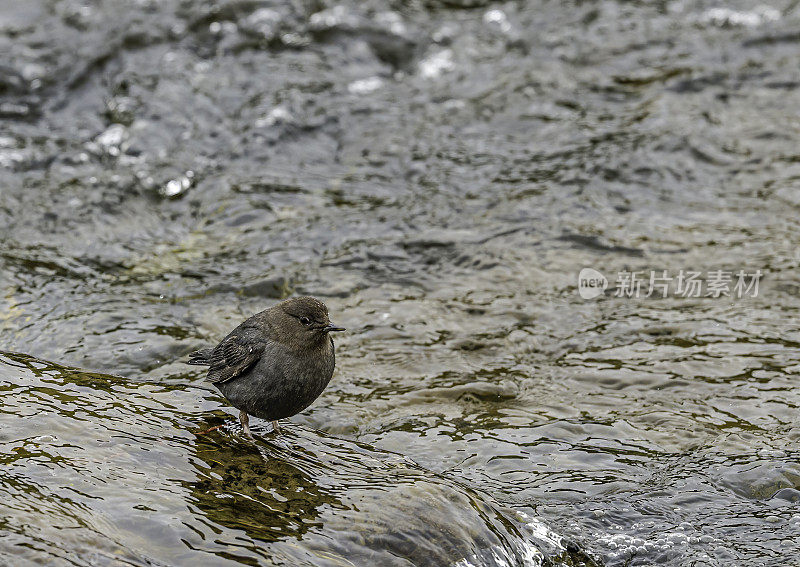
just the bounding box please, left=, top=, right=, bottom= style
left=0, top=352, right=595, bottom=567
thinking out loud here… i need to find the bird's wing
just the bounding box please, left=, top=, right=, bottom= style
left=206, top=326, right=267, bottom=384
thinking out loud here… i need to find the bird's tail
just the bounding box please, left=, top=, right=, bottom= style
left=187, top=348, right=213, bottom=366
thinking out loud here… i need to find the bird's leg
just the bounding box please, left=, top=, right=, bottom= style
left=271, top=420, right=280, bottom=434
left=239, top=410, right=252, bottom=437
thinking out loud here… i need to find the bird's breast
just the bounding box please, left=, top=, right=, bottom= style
left=216, top=339, right=335, bottom=421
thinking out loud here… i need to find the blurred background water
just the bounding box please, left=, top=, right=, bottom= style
left=2, top=1, right=800, bottom=565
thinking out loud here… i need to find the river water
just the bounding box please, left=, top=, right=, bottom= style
left=1, top=1, right=799, bottom=565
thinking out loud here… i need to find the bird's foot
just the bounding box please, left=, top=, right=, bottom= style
left=240, top=410, right=253, bottom=438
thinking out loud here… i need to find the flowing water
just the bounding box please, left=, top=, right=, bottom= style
left=2, top=1, right=800, bottom=565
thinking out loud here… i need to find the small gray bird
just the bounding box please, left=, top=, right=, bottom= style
left=187, top=296, right=344, bottom=435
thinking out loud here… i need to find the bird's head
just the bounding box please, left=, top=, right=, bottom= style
left=274, top=296, right=345, bottom=347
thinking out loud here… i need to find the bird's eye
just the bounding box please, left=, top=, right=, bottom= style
left=300, top=317, right=311, bottom=326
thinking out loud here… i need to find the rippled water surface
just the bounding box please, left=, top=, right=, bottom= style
left=2, top=1, right=800, bottom=565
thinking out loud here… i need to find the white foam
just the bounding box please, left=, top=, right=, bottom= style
left=700, top=5, right=780, bottom=27
left=419, top=50, right=455, bottom=80
left=348, top=77, right=384, bottom=95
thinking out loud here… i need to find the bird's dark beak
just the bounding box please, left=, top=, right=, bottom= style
left=322, top=323, right=346, bottom=332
